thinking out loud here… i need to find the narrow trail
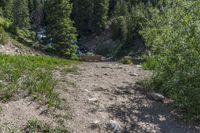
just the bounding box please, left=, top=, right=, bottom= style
left=59, top=62, right=199, bottom=133
left=0, top=62, right=199, bottom=132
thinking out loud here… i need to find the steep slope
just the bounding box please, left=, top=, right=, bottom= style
left=0, top=40, right=42, bottom=55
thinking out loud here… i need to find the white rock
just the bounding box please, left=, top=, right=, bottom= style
left=88, top=98, right=98, bottom=103
left=109, top=120, right=122, bottom=133
left=130, top=73, right=139, bottom=76
left=148, top=92, right=165, bottom=102
left=136, top=65, right=142, bottom=68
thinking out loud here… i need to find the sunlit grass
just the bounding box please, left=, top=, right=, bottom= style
left=0, top=54, right=78, bottom=107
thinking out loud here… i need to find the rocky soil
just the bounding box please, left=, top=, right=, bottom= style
left=62, top=62, right=199, bottom=133
left=0, top=41, right=42, bottom=56
left=0, top=62, right=199, bottom=133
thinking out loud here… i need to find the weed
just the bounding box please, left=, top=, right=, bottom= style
left=0, top=55, right=77, bottom=107
left=25, top=119, right=68, bottom=133
left=0, top=106, right=2, bottom=113
left=120, top=56, right=133, bottom=64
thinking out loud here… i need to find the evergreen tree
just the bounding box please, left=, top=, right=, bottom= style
left=28, top=0, right=45, bottom=30
left=74, top=0, right=93, bottom=35
left=75, top=0, right=109, bottom=35
left=92, top=0, right=109, bottom=33
left=13, top=0, right=30, bottom=29
left=3, top=0, right=13, bottom=21
left=114, top=0, right=128, bottom=17
left=46, top=0, right=77, bottom=59
left=0, top=7, right=2, bottom=16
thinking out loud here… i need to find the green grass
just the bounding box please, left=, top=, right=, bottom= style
left=0, top=54, right=78, bottom=107
left=25, top=119, right=68, bottom=133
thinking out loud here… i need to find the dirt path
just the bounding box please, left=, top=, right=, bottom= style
left=0, top=62, right=199, bottom=133
left=59, top=62, right=199, bottom=133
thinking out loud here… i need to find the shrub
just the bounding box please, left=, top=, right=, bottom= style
left=15, top=28, right=36, bottom=41
left=140, top=0, right=200, bottom=120
left=120, top=56, right=133, bottom=64
left=0, top=17, right=11, bottom=44
left=111, top=3, right=148, bottom=58
left=111, top=16, right=128, bottom=41
left=0, top=26, right=8, bottom=44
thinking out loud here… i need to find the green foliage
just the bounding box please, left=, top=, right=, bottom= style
left=0, top=26, right=8, bottom=44
left=74, top=0, right=109, bottom=35
left=92, top=0, right=109, bottom=33
left=26, top=119, right=68, bottom=133
left=120, top=56, right=133, bottom=64
left=74, top=0, right=93, bottom=35
left=15, top=28, right=36, bottom=41
left=112, top=16, right=128, bottom=41
left=142, top=55, right=157, bottom=70
left=46, top=0, right=77, bottom=59
left=13, top=0, right=30, bottom=29
left=2, top=0, right=14, bottom=21
left=0, top=55, right=77, bottom=107
left=114, top=0, right=128, bottom=17
left=140, top=0, right=200, bottom=120
left=0, top=17, right=11, bottom=44
left=111, top=2, right=148, bottom=57
left=28, top=0, right=45, bottom=30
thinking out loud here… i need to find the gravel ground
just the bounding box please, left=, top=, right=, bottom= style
left=0, top=62, right=199, bottom=133
left=62, top=62, right=199, bottom=133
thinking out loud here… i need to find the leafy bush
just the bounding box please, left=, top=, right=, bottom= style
left=0, top=17, right=11, bottom=28
left=0, top=17, right=11, bottom=44
left=111, top=3, right=148, bottom=58
left=15, top=28, right=36, bottom=41
left=120, top=56, right=133, bottom=64
left=111, top=16, right=128, bottom=41
left=140, top=0, right=200, bottom=120
left=0, top=26, right=8, bottom=44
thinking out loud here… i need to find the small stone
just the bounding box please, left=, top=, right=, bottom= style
left=136, top=65, right=142, bottom=68
left=148, top=92, right=165, bottom=102
left=130, top=73, right=139, bottom=76
left=88, top=98, right=98, bottom=103
left=104, top=73, right=109, bottom=76
left=90, top=120, right=100, bottom=129
left=109, top=120, right=122, bottom=133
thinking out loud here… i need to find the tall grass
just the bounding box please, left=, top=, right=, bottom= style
left=0, top=55, right=77, bottom=107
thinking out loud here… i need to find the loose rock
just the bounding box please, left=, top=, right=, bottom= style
left=109, top=120, right=122, bottom=133
left=148, top=92, right=165, bottom=102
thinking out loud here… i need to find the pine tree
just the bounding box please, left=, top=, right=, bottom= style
left=13, top=0, right=30, bottom=29
left=28, top=0, right=45, bottom=30
left=74, top=0, right=93, bottom=35
left=46, top=0, right=77, bottom=59
left=92, top=0, right=109, bottom=33
left=74, top=0, right=109, bottom=35
left=0, top=7, right=2, bottom=16
left=114, top=0, right=128, bottom=17
left=3, top=0, right=13, bottom=21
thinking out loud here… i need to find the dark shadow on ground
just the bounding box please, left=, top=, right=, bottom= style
left=106, top=84, right=199, bottom=133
